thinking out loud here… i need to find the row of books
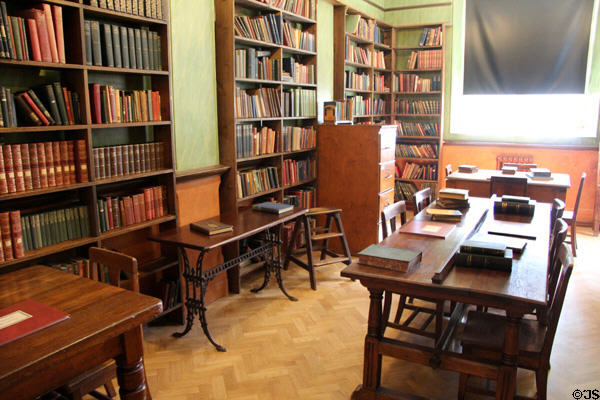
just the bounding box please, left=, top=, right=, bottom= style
left=282, top=21, right=315, bottom=52
left=406, top=49, right=443, bottom=70
left=97, top=185, right=167, bottom=232
left=45, top=258, right=90, bottom=277
left=395, top=99, right=440, bottom=115
left=396, top=143, right=439, bottom=159
left=92, top=142, right=165, bottom=180
left=373, top=74, right=389, bottom=92
left=0, top=211, right=23, bottom=261
left=21, top=205, right=91, bottom=255
left=237, top=166, right=280, bottom=198
left=418, top=26, right=443, bottom=47
left=282, top=88, right=316, bottom=117
left=346, top=38, right=371, bottom=65
left=394, top=180, right=417, bottom=202
left=436, top=187, right=468, bottom=209
left=158, top=278, right=180, bottom=310
left=87, top=0, right=164, bottom=21
left=235, top=87, right=281, bottom=119
left=84, top=20, right=162, bottom=70
left=399, top=162, right=438, bottom=180
left=346, top=15, right=375, bottom=42
left=235, top=125, right=277, bottom=159
left=282, top=126, right=315, bottom=152
left=283, top=186, right=315, bottom=209
left=1, top=83, right=81, bottom=128
left=90, top=84, right=161, bottom=124
left=234, top=14, right=282, bottom=45
left=0, top=141, right=88, bottom=195
left=393, top=74, right=441, bottom=92
left=282, top=158, right=314, bottom=186
left=372, top=98, right=387, bottom=115
left=345, top=71, right=370, bottom=91
left=323, top=100, right=353, bottom=122
left=282, top=57, right=314, bottom=84
left=397, top=121, right=439, bottom=137
left=234, top=48, right=280, bottom=81
left=373, top=49, right=386, bottom=69
left=348, top=95, right=369, bottom=116
left=0, top=2, right=65, bottom=63
left=256, top=0, right=316, bottom=20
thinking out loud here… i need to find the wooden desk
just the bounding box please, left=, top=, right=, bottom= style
left=341, top=197, right=551, bottom=400
left=0, top=266, right=162, bottom=400
left=149, top=207, right=307, bottom=351
left=446, top=169, right=571, bottom=202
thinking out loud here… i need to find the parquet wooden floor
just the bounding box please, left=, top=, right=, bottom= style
left=137, top=228, right=600, bottom=400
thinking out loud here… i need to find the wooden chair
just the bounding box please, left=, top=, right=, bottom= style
left=489, top=176, right=528, bottom=197
left=445, top=164, right=452, bottom=178
left=458, top=243, right=574, bottom=400
left=550, top=198, right=565, bottom=236
left=413, top=187, right=432, bottom=213
left=381, top=200, right=407, bottom=239
left=59, top=247, right=140, bottom=400
left=563, top=172, right=586, bottom=256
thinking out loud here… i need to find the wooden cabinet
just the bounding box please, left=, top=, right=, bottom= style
left=317, top=124, right=396, bottom=254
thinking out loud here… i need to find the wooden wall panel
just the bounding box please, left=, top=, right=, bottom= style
left=441, top=143, right=598, bottom=224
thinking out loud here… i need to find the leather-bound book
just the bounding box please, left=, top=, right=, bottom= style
left=25, top=18, right=41, bottom=61
left=51, top=141, right=63, bottom=186
left=36, top=4, right=58, bottom=62
left=0, top=212, right=13, bottom=260
left=67, top=141, right=76, bottom=183
left=14, top=94, right=42, bottom=126
left=10, top=144, right=25, bottom=192
left=52, top=82, right=68, bottom=125
left=0, top=145, right=7, bottom=194
left=10, top=210, right=24, bottom=258
left=28, top=144, right=40, bottom=190
left=36, top=143, right=48, bottom=188
left=75, top=139, right=88, bottom=182
left=51, top=5, right=65, bottom=63
left=44, top=141, right=56, bottom=187
left=143, top=188, right=153, bottom=220
left=3, top=144, right=16, bottom=193
left=41, top=84, right=61, bottom=125
left=26, top=90, right=54, bottom=125
left=20, top=92, right=49, bottom=125
left=143, top=143, right=151, bottom=172
left=59, top=141, right=70, bottom=185
left=84, top=20, right=92, bottom=65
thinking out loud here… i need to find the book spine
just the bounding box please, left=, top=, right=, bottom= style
left=84, top=20, right=92, bottom=65
left=0, top=144, right=6, bottom=194
left=455, top=252, right=512, bottom=272
left=39, top=3, right=58, bottom=62
left=67, top=140, right=76, bottom=183
left=10, top=144, right=25, bottom=192
left=52, top=141, right=63, bottom=186
left=52, top=82, right=69, bottom=125
left=44, top=141, right=56, bottom=187
left=63, top=88, right=74, bottom=124
left=43, top=84, right=62, bottom=125
left=26, top=18, right=41, bottom=61
left=28, top=143, right=40, bottom=189
left=52, top=5, right=65, bottom=63
left=0, top=211, right=13, bottom=260
left=27, top=90, right=54, bottom=125
left=36, top=142, right=48, bottom=188
left=14, top=93, right=42, bottom=126
left=3, top=144, right=15, bottom=193
left=20, top=143, right=32, bottom=191
left=9, top=210, right=24, bottom=258
left=75, top=139, right=89, bottom=182
left=59, top=141, right=70, bottom=185
left=112, top=24, right=122, bottom=68
left=90, top=20, right=102, bottom=65
left=493, top=201, right=535, bottom=216
left=459, top=245, right=506, bottom=257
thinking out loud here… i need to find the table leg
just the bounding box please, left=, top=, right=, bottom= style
left=198, top=277, right=226, bottom=352
left=495, top=312, right=522, bottom=400
left=173, top=248, right=196, bottom=338
left=116, top=326, right=151, bottom=400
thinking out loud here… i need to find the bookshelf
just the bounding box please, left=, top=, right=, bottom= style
left=392, top=23, right=445, bottom=206
left=333, top=5, right=393, bottom=124
left=0, top=0, right=182, bottom=322
left=215, top=0, right=318, bottom=292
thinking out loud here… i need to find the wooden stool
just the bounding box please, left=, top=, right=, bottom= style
left=284, top=207, right=351, bottom=290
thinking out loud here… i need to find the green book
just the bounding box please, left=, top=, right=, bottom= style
left=40, top=212, right=50, bottom=247
left=10, top=17, right=22, bottom=61
left=134, top=28, right=143, bottom=70
left=98, top=199, right=106, bottom=232
left=358, top=244, right=422, bottom=272
left=127, top=27, right=136, bottom=69
left=90, top=20, right=103, bottom=66
left=84, top=20, right=93, bottom=66
left=52, top=82, right=69, bottom=126
left=141, top=27, right=150, bottom=70
left=48, top=210, right=58, bottom=245
left=112, top=24, right=122, bottom=68
left=21, top=216, right=30, bottom=252
left=120, top=25, right=129, bottom=69
left=73, top=206, right=83, bottom=238
left=32, top=214, right=42, bottom=249
left=64, top=207, right=73, bottom=240
left=78, top=205, right=90, bottom=237
left=57, top=209, right=68, bottom=242
left=102, top=23, right=114, bottom=67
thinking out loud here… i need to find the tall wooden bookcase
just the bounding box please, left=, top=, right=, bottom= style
left=214, top=0, right=318, bottom=292
left=0, top=0, right=182, bottom=322
left=392, top=23, right=445, bottom=206
left=333, top=5, right=393, bottom=124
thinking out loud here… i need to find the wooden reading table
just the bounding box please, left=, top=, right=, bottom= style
left=148, top=207, right=307, bottom=352
left=341, top=197, right=551, bottom=400
left=0, top=265, right=162, bottom=400
left=446, top=169, right=571, bottom=202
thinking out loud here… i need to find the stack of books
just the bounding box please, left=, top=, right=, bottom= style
left=425, top=208, right=462, bottom=222
left=455, top=239, right=513, bottom=271
left=252, top=201, right=293, bottom=214
left=458, top=164, right=478, bottom=173
left=436, top=188, right=469, bottom=209
left=493, top=195, right=535, bottom=216
left=527, top=168, right=552, bottom=180
left=501, top=165, right=517, bottom=175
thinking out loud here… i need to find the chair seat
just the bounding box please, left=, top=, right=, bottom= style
left=562, top=210, right=574, bottom=222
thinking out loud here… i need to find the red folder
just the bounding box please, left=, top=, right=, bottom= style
left=0, top=299, right=69, bottom=346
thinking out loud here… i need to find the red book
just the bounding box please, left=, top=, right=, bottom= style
left=28, top=144, right=41, bottom=190
left=63, top=88, right=74, bottom=125
left=67, top=141, right=76, bottom=183
left=19, top=92, right=49, bottom=126
left=43, top=142, right=56, bottom=187
left=143, top=188, right=152, bottom=220
left=59, top=141, right=70, bottom=185
left=10, top=144, right=25, bottom=192
left=119, top=199, right=126, bottom=227
left=0, top=226, right=4, bottom=262
left=30, top=9, right=51, bottom=62
left=132, top=194, right=142, bottom=223
left=0, top=212, right=13, bottom=260
left=91, top=84, right=101, bottom=124
left=123, top=196, right=134, bottom=225
left=0, top=299, right=69, bottom=346
left=36, top=4, right=58, bottom=63
left=51, top=141, right=63, bottom=186
left=9, top=210, right=24, bottom=258
left=0, top=145, right=7, bottom=194
left=51, top=5, right=65, bottom=63
left=105, top=196, right=114, bottom=230
left=20, top=143, right=33, bottom=191
left=74, top=140, right=88, bottom=183
left=3, top=145, right=16, bottom=193
left=36, top=142, right=48, bottom=188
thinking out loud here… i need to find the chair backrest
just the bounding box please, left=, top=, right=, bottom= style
left=550, top=198, right=566, bottom=234
left=89, top=247, right=139, bottom=292
left=501, top=162, right=537, bottom=172
left=445, top=164, right=452, bottom=178
left=381, top=200, right=407, bottom=239
left=547, top=218, right=568, bottom=303
left=570, top=172, right=586, bottom=221
left=489, top=176, right=528, bottom=197
left=541, top=243, right=574, bottom=363
left=413, top=187, right=431, bottom=213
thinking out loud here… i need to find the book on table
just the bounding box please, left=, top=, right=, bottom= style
left=358, top=244, right=422, bottom=272
left=493, top=198, right=536, bottom=216
left=501, top=166, right=517, bottom=175
left=398, top=220, right=456, bottom=239
left=458, top=164, right=477, bottom=173
left=436, top=198, right=470, bottom=209
left=501, top=195, right=530, bottom=204
left=438, top=188, right=469, bottom=200
left=190, top=219, right=233, bottom=235
left=455, top=248, right=513, bottom=272
left=252, top=202, right=294, bottom=214
left=425, top=208, right=462, bottom=222
left=0, top=299, right=69, bottom=346
left=459, top=239, right=506, bottom=257
left=530, top=167, right=551, bottom=177
left=469, top=232, right=528, bottom=254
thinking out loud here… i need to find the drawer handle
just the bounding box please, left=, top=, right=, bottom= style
left=384, top=174, right=393, bottom=179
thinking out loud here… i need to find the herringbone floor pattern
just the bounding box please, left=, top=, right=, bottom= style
left=138, top=228, right=600, bottom=400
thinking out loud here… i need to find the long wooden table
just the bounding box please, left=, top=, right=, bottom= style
left=0, top=265, right=162, bottom=400
left=148, top=207, right=307, bottom=352
left=446, top=169, right=571, bottom=202
left=341, top=197, right=551, bottom=400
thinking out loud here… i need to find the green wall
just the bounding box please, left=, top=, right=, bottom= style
left=317, top=1, right=334, bottom=122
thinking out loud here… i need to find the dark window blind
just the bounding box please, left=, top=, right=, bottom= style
left=463, top=0, right=594, bottom=94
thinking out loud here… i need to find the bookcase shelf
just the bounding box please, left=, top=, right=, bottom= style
left=0, top=0, right=182, bottom=323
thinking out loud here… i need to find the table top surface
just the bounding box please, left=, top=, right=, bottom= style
left=447, top=169, right=571, bottom=188
left=341, top=197, right=551, bottom=311
left=148, top=207, right=308, bottom=251
left=0, top=265, right=162, bottom=381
